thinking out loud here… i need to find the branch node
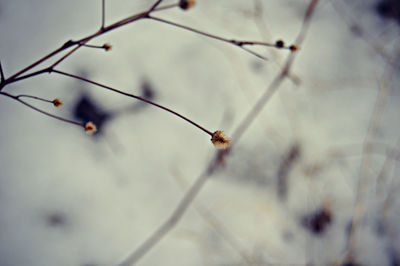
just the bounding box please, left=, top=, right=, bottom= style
left=62, top=40, right=76, bottom=49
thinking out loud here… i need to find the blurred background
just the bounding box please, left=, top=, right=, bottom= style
left=0, top=0, right=400, bottom=265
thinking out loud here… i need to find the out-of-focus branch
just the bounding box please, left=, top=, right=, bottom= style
left=115, top=1, right=320, bottom=265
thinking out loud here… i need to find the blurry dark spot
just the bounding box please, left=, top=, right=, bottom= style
left=376, top=0, right=400, bottom=24
left=46, top=212, right=67, bottom=227
left=277, top=143, right=301, bottom=200
left=251, top=60, right=264, bottom=73
left=346, top=220, right=353, bottom=237
left=301, top=206, right=332, bottom=235
left=114, top=79, right=157, bottom=115
left=349, top=24, right=363, bottom=37
left=375, top=218, right=386, bottom=236
left=340, top=260, right=363, bottom=266
left=73, top=94, right=112, bottom=136
left=389, top=247, right=400, bottom=266
left=282, top=230, right=295, bottom=242
left=73, top=80, right=156, bottom=136
left=141, top=80, right=155, bottom=100
left=275, top=40, right=285, bottom=48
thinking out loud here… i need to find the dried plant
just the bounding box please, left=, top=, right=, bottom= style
left=2, top=0, right=398, bottom=266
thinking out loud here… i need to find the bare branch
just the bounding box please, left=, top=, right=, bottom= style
left=117, top=171, right=210, bottom=266
left=52, top=69, right=214, bottom=136
left=5, top=0, right=176, bottom=83
left=0, top=61, right=5, bottom=83
left=115, top=1, right=320, bottom=265
left=148, top=15, right=295, bottom=60
left=0, top=92, right=82, bottom=128
left=101, top=0, right=105, bottom=29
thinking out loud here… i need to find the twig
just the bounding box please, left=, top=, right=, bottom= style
left=148, top=0, right=164, bottom=13
left=101, top=0, right=105, bottom=29
left=172, top=170, right=256, bottom=266
left=115, top=1, right=320, bottom=265
left=345, top=61, right=394, bottom=260
left=15, top=94, right=54, bottom=104
left=148, top=15, right=294, bottom=59
left=51, top=69, right=214, bottom=136
left=0, top=61, right=5, bottom=83
left=3, top=0, right=175, bottom=84
left=329, top=0, right=396, bottom=68
left=117, top=171, right=210, bottom=266
left=0, top=92, right=82, bottom=128
left=231, top=0, right=319, bottom=144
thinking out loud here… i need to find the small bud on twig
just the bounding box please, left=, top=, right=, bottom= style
left=179, top=0, right=196, bottom=10
left=289, top=44, right=299, bottom=53
left=103, top=43, right=112, bottom=51
left=84, top=121, right=97, bottom=134
left=275, top=40, right=284, bottom=48
left=211, top=130, right=230, bottom=149
left=52, top=98, right=63, bottom=108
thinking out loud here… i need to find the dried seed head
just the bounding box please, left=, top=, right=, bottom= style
left=52, top=98, right=63, bottom=108
left=275, top=40, right=285, bottom=48
left=211, top=130, right=230, bottom=149
left=179, top=0, right=196, bottom=10
left=84, top=121, right=97, bottom=134
left=103, top=43, right=112, bottom=51
left=289, top=44, right=299, bottom=52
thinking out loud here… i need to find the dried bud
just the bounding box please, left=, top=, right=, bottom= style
left=52, top=98, right=63, bottom=108
left=179, top=0, right=196, bottom=10
left=289, top=44, right=299, bottom=52
left=211, top=130, right=230, bottom=149
left=103, top=43, right=112, bottom=51
left=84, top=121, right=97, bottom=134
left=275, top=40, right=284, bottom=48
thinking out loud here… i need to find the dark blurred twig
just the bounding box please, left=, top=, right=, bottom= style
left=116, top=1, right=320, bottom=265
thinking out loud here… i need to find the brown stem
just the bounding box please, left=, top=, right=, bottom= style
left=101, top=0, right=105, bottom=29
left=148, top=15, right=291, bottom=57
left=16, top=94, right=53, bottom=103
left=0, top=92, right=83, bottom=127
left=0, top=61, right=5, bottom=82
left=4, top=0, right=174, bottom=83
left=51, top=69, right=214, bottom=136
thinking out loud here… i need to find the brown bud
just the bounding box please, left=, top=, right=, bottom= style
left=289, top=44, right=299, bottom=52
left=179, top=0, right=196, bottom=10
left=211, top=130, right=230, bottom=149
left=52, top=98, right=63, bottom=108
left=103, top=43, right=112, bottom=51
left=84, top=121, right=97, bottom=134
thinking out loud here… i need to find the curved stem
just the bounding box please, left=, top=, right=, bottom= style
left=0, top=92, right=83, bottom=127
left=4, top=0, right=173, bottom=83
left=51, top=69, right=214, bottom=136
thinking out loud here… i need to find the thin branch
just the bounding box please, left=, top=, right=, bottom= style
left=153, top=3, right=179, bottom=12
left=6, top=43, right=74, bottom=82
left=148, top=15, right=294, bottom=59
left=345, top=61, right=393, bottom=261
left=231, top=0, right=319, bottom=144
left=115, top=1, right=320, bottom=265
left=0, top=61, right=5, bottom=83
left=11, top=68, right=52, bottom=83
left=101, top=0, right=105, bottom=29
left=4, top=0, right=174, bottom=83
left=51, top=69, right=214, bottom=136
left=0, top=92, right=82, bottom=128
left=172, top=170, right=256, bottom=266
left=117, top=171, right=210, bottom=266
left=148, top=0, right=164, bottom=13
left=16, top=94, right=53, bottom=104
